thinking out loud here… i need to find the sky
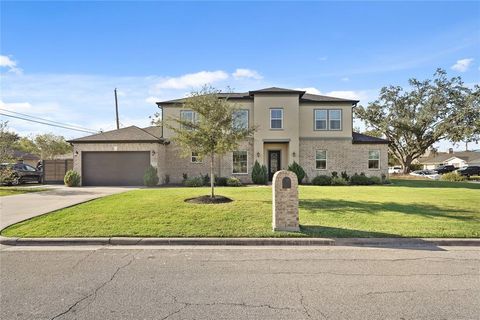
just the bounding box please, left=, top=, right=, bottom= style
left=1, top=1, right=479, bottom=151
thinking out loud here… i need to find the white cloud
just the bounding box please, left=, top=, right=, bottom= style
left=232, top=68, right=262, bottom=80
left=341, top=77, right=350, bottom=82
left=0, top=55, right=22, bottom=74
left=145, top=96, right=159, bottom=104
left=318, top=56, right=328, bottom=61
left=295, top=87, right=321, bottom=95
left=451, top=58, right=474, bottom=72
left=324, top=90, right=369, bottom=101
left=0, top=100, right=32, bottom=111
left=155, top=70, right=229, bottom=90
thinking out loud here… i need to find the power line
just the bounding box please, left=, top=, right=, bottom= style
left=0, top=113, right=99, bottom=134
left=0, top=108, right=97, bottom=132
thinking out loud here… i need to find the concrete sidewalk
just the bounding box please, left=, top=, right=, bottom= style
left=0, top=185, right=136, bottom=230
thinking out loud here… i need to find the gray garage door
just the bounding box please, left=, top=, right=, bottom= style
left=82, top=151, right=150, bottom=186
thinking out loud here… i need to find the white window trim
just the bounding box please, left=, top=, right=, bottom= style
left=180, top=110, right=197, bottom=130
left=232, top=150, right=248, bottom=175
left=368, top=150, right=380, bottom=170
left=328, top=109, right=342, bottom=131
left=269, top=108, right=284, bottom=130
left=233, top=109, right=249, bottom=130
left=191, top=152, right=202, bottom=163
left=315, top=150, right=327, bottom=170
left=313, top=109, right=328, bottom=131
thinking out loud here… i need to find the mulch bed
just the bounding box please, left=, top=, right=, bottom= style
left=185, top=195, right=233, bottom=204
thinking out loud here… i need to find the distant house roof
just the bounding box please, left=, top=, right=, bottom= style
left=13, top=150, right=40, bottom=160
left=157, top=87, right=358, bottom=105
left=418, top=151, right=480, bottom=164
left=352, top=132, right=389, bottom=144
left=68, top=126, right=167, bottom=144
left=53, top=153, right=74, bottom=160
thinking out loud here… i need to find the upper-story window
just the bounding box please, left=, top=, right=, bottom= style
left=314, top=110, right=327, bottom=130
left=180, top=110, right=197, bottom=130
left=270, top=108, right=283, bottom=129
left=329, top=110, right=342, bottom=130
left=233, top=110, right=249, bottom=130
left=314, top=109, right=342, bottom=131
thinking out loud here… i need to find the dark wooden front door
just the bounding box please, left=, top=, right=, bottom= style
left=268, top=150, right=281, bottom=181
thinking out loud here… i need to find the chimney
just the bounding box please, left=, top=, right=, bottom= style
left=448, top=148, right=454, bottom=154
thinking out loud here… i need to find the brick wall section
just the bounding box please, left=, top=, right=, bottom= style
left=272, top=170, right=299, bottom=232
left=299, top=138, right=389, bottom=182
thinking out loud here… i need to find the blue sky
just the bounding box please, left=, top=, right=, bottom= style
left=1, top=1, right=479, bottom=150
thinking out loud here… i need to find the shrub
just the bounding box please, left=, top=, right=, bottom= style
left=183, top=176, right=204, bottom=187
left=0, top=166, right=17, bottom=185
left=369, top=176, right=382, bottom=185
left=226, top=177, right=242, bottom=187
left=64, top=170, right=81, bottom=187
left=252, top=160, right=268, bottom=185
left=143, top=166, right=159, bottom=187
left=311, top=175, right=332, bottom=186
left=202, top=173, right=210, bottom=186
left=331, top=177, right=348, bottom=186
left=287, top=161, right=306, bottom=184
left=340, top=171, right=350, bottom=182
left=441, top=172, right=466, bottom=182
left=182, top=173, right=188, bottom=182
left=164, top=174, right=170, bottom=184
left=350, top=173, right=373, bottom=185
left=331, top=171, right=338, bottom=178
left=215, top=176, right=228, bottom=186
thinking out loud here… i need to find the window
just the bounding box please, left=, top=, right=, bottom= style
left=180, top=110, right=197, bottom=130
left=315, top=150, right=327, bottom=170
left=232, top=151, right=248, bottom=174
left=368, top=150, right=380, bottom=169
left=314, top=110, right=327, bottom=130
left=191, top=152, right=202, bottom=163
left=233, top=110, right=249, bottom=130
left=328, top=110, right=342, bottom=130
left=270, top=108, right=283, bottom=129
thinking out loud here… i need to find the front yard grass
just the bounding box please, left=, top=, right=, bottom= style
left=2, top=179, right=479, bottom=238
left=0, top=187, right=48, bottom=197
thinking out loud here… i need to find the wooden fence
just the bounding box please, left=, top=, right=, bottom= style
left=42, top=159, right=73, bottom=184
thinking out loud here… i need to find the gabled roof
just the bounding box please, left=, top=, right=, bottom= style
left=156, top=87, right=359, bottom=105
left=68, top=126, right=166, bottom=143
left=352, top=132, right=389, bottom=144
left=418, top=151, right=480, bottom=164
left=13, top=150, right=40, bottom=160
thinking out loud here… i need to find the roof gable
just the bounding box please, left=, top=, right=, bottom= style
left=69, top=126, right=165, bottom=143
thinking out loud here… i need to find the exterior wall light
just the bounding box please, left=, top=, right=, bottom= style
left=292, top=152, right=296, bottom=157
left=257, top=152, right=261, bottom=158
left=151, top=150, right=156, bottom=156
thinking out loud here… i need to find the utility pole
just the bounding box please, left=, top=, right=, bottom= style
left=114, top=88, right=120, bottom=130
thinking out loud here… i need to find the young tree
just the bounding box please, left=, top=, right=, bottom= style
left=14, top=136, right=39, bottom=155
left=164, top=87, right=256, bottom=198
left=356, top=69, right=480, bottom=173
left=0, top=121, right=19, bottom=162
left=35, top=134, right=72, bottom=159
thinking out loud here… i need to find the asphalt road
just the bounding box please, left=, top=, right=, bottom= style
left=1, top=245, right=479, bottom=320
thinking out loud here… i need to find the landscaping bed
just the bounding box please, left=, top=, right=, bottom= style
left=1, top=179, right=479, bottom=238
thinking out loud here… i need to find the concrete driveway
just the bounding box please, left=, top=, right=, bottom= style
left=0, top=185, right=137, bottom=230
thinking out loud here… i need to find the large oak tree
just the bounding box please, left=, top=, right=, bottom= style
left=356, top=69, right=480, bottom=173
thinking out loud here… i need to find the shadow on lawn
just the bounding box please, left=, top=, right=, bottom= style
left=300, top=199, right=477, bottom=221
left=391, top=179, right=480, bottom=190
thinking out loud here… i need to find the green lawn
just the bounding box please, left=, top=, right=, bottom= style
left=2, top=179, right=479, bottom=238
left=0, top=187, right=47, bottom=197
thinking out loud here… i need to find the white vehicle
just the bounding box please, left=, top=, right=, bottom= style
left=388, top=166, right=402, bottom=174
left=409, top=170, right=440, bottom=180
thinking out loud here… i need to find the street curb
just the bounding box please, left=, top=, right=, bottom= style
left=1, top=236, right=479, bottom=246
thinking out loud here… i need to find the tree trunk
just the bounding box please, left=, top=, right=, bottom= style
left=402, top=156, right=413, bottom=174
left=210, top=153, right=215, bottom=198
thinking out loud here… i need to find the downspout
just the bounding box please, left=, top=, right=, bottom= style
left=157, top=103, right=164, bottom=138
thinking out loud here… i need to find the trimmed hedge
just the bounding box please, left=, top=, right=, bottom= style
left=311, top=175, right=332, bottom=186
left=183, top=176, right=204, bottom=187
left=64, top=170, right=81, bottom=187
left=331, top=177, right=348, bottom=186
left=226, top=177, right=242, bottom=187
left=441, top=172, right=466, bottom=182
left=143, top=165, right=159, bottom=187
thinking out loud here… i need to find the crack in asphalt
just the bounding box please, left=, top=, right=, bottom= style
left=71, top=250, right=97, bottom=270
left=365, top=288, right=476, bottom=296
left=296, top=284, right=312, bottom=319
left=50, top=254, right=135, bottom=320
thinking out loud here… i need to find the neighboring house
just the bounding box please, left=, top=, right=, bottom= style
left=70, top=87, right=389, bottom=186
left=417, top=149, right=480, bottom=170
left=12, top=150, right=41, bottom=167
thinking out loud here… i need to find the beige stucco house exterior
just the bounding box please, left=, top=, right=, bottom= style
left=70, top=87, right=388, bottom=186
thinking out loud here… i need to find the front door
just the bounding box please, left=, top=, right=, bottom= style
left=268, top=150, right=281, bottom=181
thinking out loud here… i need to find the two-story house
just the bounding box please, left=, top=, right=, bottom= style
left=70, top=87, right=388, bottom=186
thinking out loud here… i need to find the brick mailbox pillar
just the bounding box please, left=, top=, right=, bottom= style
left=272, top=170, right=300, bottom=232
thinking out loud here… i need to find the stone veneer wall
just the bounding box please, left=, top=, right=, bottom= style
left=72, top=142, right=165, bottom=186
left=299, top=138, right=388, bottom=183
